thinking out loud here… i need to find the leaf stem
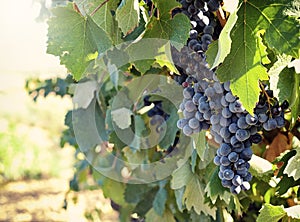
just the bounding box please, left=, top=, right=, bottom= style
left=90, top=0, right=110, bottom=17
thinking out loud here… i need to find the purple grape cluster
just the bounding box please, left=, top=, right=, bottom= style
left=173, top=0, right=289, bottom=194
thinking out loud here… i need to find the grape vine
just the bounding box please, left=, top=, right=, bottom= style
left=30, top=0, right=300, bottom=221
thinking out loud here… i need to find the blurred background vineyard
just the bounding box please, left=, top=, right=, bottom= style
left=0, top=0, right=117, bottom=221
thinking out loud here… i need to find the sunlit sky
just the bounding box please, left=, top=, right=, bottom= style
left=0, top=0, right=65, bottom=73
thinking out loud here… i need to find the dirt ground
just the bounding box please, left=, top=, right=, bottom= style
left=0, top=178, right=119, bottom=222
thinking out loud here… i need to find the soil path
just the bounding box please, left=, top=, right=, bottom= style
left=0, top=178, right=119, bottom=222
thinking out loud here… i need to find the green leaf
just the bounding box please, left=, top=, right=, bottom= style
left=204, top=167, right=232, bottom=205
left=269, top=54, right=293, bottom=101
left=47, top=4, right=112, bottom=80
left=284, top=205, right=300, bottom=219
left=75, top=0, right=123, bottom=44
left=217, top=0, right=300, bottom=113
left=290, top=72, right=300, bottom=128
left=111, top=107, right=133, bottom=129
left=183, top=175, right=216, bottom=218
left=257, top=204, right=286, bottom=222
left=249, top=154, right=274, bottom=183
left=171, top=162, right=193, bottom=190
left=174, top=187, right=185, bottom=212
left=283, top=147, right=300, bottom=180
left=209, top=8, right=238, bottom=69
left=153, top=187, right=168, bottom=216
left=144, top=0, right=190, bottom=45
left=116, top=0, right=140, bottom=35
left=124, top=183, right=153, bottom=203
left=191, top=131, right=207, bottom=161
left=145, top=208, right=176, bottom=222
left=134, top=187, right=159, bottom=217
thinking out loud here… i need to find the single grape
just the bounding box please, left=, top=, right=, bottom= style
left=184, top=100, right=197, bottom=112
left=220, top=156, right=231, bottom=166
left=183, top=110, right=196, bottom=119
left=201, top=33, right=213, bottom=44
left=250, top=133, right=262, bottom=144
left=221, top=96, right=229, bottom=107
left=243, top=172, right=253, bottom=182
left=258, top=113, right=268, bottom=123
left=237, top=116, right=249, bottom=129
left=213, top=155, right=221, bottom=166
left=275, top=116, right=285, bottom=128
left=223, top=81, right=230, bottom=91
left=189, top=29, right=198, bottom=39
left=245, top=114, right=258, bottom=125
left=204, top=86, right=216, bottom=98
left=194, top=0, right=205, bottom=9
left=240, top=147, right=253, bottom=161
left=203, top=25, right=214, bottom=35
left=241, top=181, right=251, bottom=190
left=219, top=143, right=232, bottom=156
left=235, top=129, right=250, bottom=141
left=192, top=92, right=203, bottom=105
left=220, top=127, right=231, bottom=139
left=203, top=111, right=212, bottom=121
left=183, top=87, right=194, bottom=99
left=236, top=168, right=248, bottom=177
left=218, top=171, right=224, bottom=179
left=195, top=111, right=205, bottom=121
left=220, top=116, right=231, bottom=127
left=223, top=169, right=235, bottom=180
left=183, top=125, right=193, bottom=136
left=225, top=92, right=236, bottom=103
left=207, top=0, right=220, bottom=11
left=229, top=123, right=238, bottom=133
left=198, top=101, right=210, bottom=113
left=230, top=185, right=241, bottom=195
left=221, top=179, right=232, bottom=188
left=220, top=165, right=231, bottom=172
left=228, top=152, right=239, bottom=162
left=177, top=119, right=188, bottom=129
left=222, top=107, right=232, bottom=118
left=188, top=118, right=200, bottom=129
left=234, top=159, right=245, bottom=169
left=210, top=114, right=221, bottom=125
left=232, top=175, right=243, bottom=186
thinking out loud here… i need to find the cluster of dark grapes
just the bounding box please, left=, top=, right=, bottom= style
left=179, top=0, right=222, bottom=53
left=172, top=0, right=289, bottom=194
left=143, top=95, right=170, bottom=132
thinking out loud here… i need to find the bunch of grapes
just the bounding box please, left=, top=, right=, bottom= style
left=143, top=95, right=170, bottom=133
left=173, top=0, right=289, bottom=194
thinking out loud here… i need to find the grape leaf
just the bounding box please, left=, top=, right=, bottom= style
left=204, top=167, right=232, bottom=205
left=284, top=205, right=300, bottom=219
left=75, top=0, right=123, bottom=44
left=153, top=187, right=168, bottom=216
left=283, top=147, right=300, bottom=180
left=145, top=208, right=176, bottom=222
left=217, top=0, right=300, bottom=113
left=249, top=154, right=273, bottom=183
left=171, top=162, right=193, bottom=190
left=191, top=131, right=207, bottom=161
left=116, top=0, right=140, bottom=36
left=257, top=204, right=286, bottom=222
left=111, top=107, right=133, bottom=129
left=183, top=175, right=216, bottom=218
left=269, top=54, right=293, bottom=101
left=144, top=0, right=190, bottom=45
left=174, top=187, right=185, bottom=212
left=209, top=8, right=238, bottom=69
left=124, top=183, right=153, bottom=203
left=47, top=4, right=112, bottom=80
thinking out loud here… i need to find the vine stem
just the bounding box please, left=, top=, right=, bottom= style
left=90, top=0, right=110, bottom=17
left=216, top=7, right=226, bottom=27
left=259, top=81, right=272, bottom=117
